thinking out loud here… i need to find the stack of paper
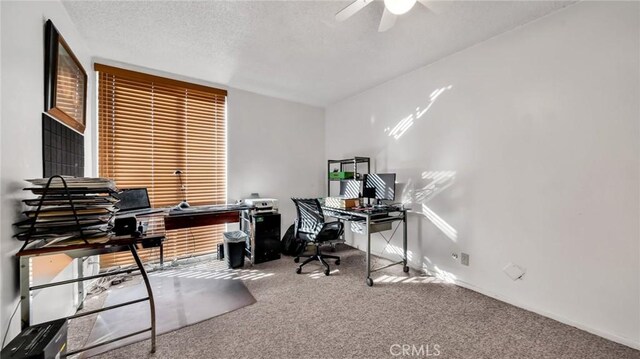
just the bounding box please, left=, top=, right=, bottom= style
left=15, top=177, right=119, bottom=248
left=26, top=176, right=116, bottom=190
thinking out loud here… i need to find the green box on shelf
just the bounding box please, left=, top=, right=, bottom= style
left=329, top=171, right=355, bottom=180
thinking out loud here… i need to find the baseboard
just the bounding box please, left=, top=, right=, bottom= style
left=418, top=265, right=640, bottom=351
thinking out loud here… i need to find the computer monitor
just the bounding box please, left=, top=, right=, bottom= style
left=115, top=188, right=151, bottom=212
left=339, top=180, right=361, bottom=198
left=363, top=173, right=396, bottom=204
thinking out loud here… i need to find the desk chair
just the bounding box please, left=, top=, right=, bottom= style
left=292, top=198, right=344, bottom=276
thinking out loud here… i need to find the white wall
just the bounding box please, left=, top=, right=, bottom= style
left=227, top=88, right=326, bottom=233
left=325, top=1, right=639, bottom=349
left=1, top=0, right=93, bottom=344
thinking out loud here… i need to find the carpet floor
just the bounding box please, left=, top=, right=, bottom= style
left=71, top=245, right=639, bottom=359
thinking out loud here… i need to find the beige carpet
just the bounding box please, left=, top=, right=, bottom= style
left=71, top=245, right=639, bottom=358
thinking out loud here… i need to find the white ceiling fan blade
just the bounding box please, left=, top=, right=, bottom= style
left=378, top=8, right=397, bottom=32
left=417, top=0, right=442, bottom=15
left=335, top=0, right=374, bottom=22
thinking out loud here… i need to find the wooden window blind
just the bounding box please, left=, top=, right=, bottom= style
left=96, top=64, right=227, bottom=268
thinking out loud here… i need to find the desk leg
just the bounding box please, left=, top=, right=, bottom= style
left=19, top=256, right=31, bottom=329
left=160, top=244, right=164, bottom=268
left=366, top=216, right=373, bottom=287
left=129, top=244, right=156, bottom=353
left=403, top=211, right=409, bottom=273
left=77, top=258, right=85, bottom=310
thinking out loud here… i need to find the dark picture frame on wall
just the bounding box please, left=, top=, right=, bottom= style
left=44, top=19, right=87, bottom=133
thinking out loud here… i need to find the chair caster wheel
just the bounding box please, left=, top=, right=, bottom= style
left=294, top=257, right=300, bottom=263
left=403, top=266, right=409, bottom=273
left=335, top=259, right=340, bottom=265
left=296, top=267, right=302, bottom=274
left=324, top=268, right=330, bottom=276
left=366, top=277, right=373, bottom=287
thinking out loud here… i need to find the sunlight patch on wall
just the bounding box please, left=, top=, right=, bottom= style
left=422, top=203, right=457, bottom=242
left=431, top=265, right=457, bottom=284
left=416, top=170, right=455, bottom=203
left=386, top=113, right=415, bottom=140
left=383, top=244, right=414, bottom=262
left=402, top=170, right=457, bottom=242
left=384, top=85, right=453, bottom=140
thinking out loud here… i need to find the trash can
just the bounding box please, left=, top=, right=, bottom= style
left=223, top=231, right=247, bottom=269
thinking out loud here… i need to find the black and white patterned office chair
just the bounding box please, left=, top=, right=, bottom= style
left=291, top=198, right=344, bottom=276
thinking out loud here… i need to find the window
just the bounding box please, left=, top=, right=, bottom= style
left=96, top=64, right=227, bottom=268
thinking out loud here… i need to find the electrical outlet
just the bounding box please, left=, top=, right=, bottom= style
left=461, top=253, right=469, bottom=266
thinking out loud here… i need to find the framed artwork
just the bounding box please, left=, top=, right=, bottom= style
left=44, top=19, right=87, bottom=133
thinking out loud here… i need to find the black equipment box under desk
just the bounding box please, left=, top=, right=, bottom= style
left=241, top=212, right=281, bottom=264
left=1, top=319, right=67, bottom=359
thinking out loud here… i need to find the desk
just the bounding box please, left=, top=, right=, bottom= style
left=16, top=234, right=163, bottom=356
left=124, top=205, right=253, bottom=232
left=16, top=205, right=252, bottom=355
left=322, top=206, right=409, bottom=286
left=133, top=204, right=253, bottom=266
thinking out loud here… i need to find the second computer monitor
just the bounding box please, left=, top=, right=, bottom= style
left=364, top=173, right=396, bottom=202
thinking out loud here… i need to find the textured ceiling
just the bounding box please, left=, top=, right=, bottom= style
left=62, top=0, right=576, bottom=107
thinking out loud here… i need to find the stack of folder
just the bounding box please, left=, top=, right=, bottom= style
left=14, top=177, right=119, bottom=248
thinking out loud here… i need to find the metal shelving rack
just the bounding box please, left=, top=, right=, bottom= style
left=325, top=157, right=370, bottom=248
left=326, top=157, right=370, bottom=197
